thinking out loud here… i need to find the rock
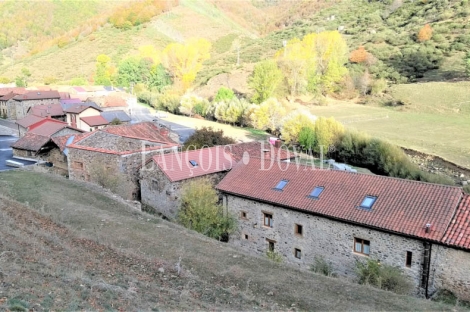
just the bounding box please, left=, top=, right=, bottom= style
left=267, top=291, right=274, bottom=296
left=462, top=181, right=468, bottom=186
left=460, top=174, right=465, bottom=178
left=158, top=267, right=165, bottom=273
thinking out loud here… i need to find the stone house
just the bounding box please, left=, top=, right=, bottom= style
left=15, top=115, right=46, bottom=137
left=216, top=158, right=470, bottom=300
left=28, top=103, right=66, bottom=121
left=140, top=146, right=234, bottom=219
left=87, top=95, right=130, bottom=114
left=67, top=122, right=179, bottom=199
left=8, top=90, right=61, bottom=120
left=0, top=88, right=26, bottom=117
left=80, top=115, right=109, bottom=131
left=139, top=141, right=297, bottom=219
left=62, top=102, right=103, bottom=132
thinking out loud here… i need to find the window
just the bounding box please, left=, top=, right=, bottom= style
left=359, top=196, right=377, bottom=210
left=309, top=186, right=324, bottom=199
left=189, top=160, right=198, bottom=167
left=263, top=212, right=273, bottom=227
left=267, top=240, right=275, bottom=252
left=273, top=179, right=288, bottom=191
left=295, top=224, right=303, bottom=236
left=354, top=238, right=370, bottom=255
left=294, top=248, right=302, bottom=259
left=240, top=211, right=247, bottom=219
left=244, top=234, right=249, bottom=240
left=406, top=251, right=412, bottom=268
left=152, top=179, right=158, bottom=190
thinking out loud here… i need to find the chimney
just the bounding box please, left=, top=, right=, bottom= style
left=159, top=128, right=169, bottom=137
left=274, top=139, right=282, bottom=149
left=425, top=224, right=431, bottom=233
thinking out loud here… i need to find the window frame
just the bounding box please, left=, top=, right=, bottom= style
left=240, top=211, right=248, bottom=220
left=294, top=248, right=302, bottom=259
left=244, top=234, right=249, bottom=240
left=308, top=186, right=324, bottom=199
left=294, top=223, right=303, bottom=236
left=405, top=251, right=412, bottom=268
left=359, top=196, right=377, bottom=210
left=267, top=239, right=276, bottom=252
left=353, top=237, right=370, bottom=256
left=273, top=179, right=288, bottom=191
left=263, top=212, right=273, bottom=228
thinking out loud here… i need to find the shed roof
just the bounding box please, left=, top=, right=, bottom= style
left=11, top=132, right=51, bottom=152
left=81, top=115, right=109, bottom=127
left=13, top=90, right=61, bottom=101
left=152, top=146, right=234, bottom=182
left=16, top=115, right=46, bottom=128
left=100, top=110, right=131, bottom=122
left=28, top=119, right=77, bottom=137
left=216, top=158, right=462, bottom=242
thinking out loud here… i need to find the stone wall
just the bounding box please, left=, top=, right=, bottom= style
left=12, top=148, right=33, bottom=158
left=52, top=127, right=82, bottom=138
left=224, top=195, right=426, bottom=295
left=68, top=148, right=121, bottom=182
left=140, top=164, right=227, bottom=220
left=10, top=99, right=61, bottom=120
left=41, top=148, right=68, bottom=176
left=430, top=245, right=470, bottom=301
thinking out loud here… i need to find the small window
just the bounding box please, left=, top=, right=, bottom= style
left=152, top=179, right=158, bottom=190
left=274, top=179, right=288, bottom=191
left=263, top=212, right=273, bottom=228
left=244, top=234, right=249, bottom=240
left=240, top=211, right=247, bottom=219
left=189, top=160, right=198, bottom=167
left=295, top=224, right=303, bottom=236
left=294, top=248, right=302, bottom=259
left=309, top=186, right=324, bottom=199
left=145, top=144, right=151, bottom=149
left=360, top=196, right=377, bottom=210
left=354, top=238, right=370, bottom=256
left=406, top=251, right=412, bottom=268
left=267, top=240, right=275, bottom=252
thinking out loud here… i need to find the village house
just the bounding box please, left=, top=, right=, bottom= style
left=62, top=102, right=104, bottom=131
left=86, top=94, right=130, bottom=114
left=27, top=103, right=66, bottom=121
left=100, top=110, right=131, bottom=125
left=15, top=115, right=47, bottom=137
left=8, top=90, right=61, bottom=120
left=216, top=158, right=470, bottom=301
left=67, top=122, right=179, bottom=199
left=140, top=141, right=297, bottom=219
left=0, top=88, right=26, bottom=117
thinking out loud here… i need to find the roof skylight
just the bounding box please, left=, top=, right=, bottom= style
left=189, top=160, right=198, bottom=167
left=274, top=180, right=288, bottom=191
left=309, top=186, right=324, bottom=199
left=359, top=196, right=377, bottom=210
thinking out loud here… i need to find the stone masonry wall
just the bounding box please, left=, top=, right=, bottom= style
left=68, top=148, right=121, bottom=182
left=225, top=195, right=426, bottom=295
left=430, top=245, right=470, bottom=300
left=10, top=99, right=61, bottom=120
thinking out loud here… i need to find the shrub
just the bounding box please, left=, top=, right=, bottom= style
left=214, top=86, right=235, bottom=102
left=355, top=259, right=412, bottom=294
left=179, top=93, right=207, bottom=117
left=214, top=98, right=250, bottom=125
left=266, top=250, right=283, bottom=263
left=370, top=78, right=388, bottom=95
left=70, top=77, right=87, bottom=86
left=280, top=110, right=316, bottom=145
left=178, top=178, right=236, bottom=241
left=251, top=98, right=287, bottom=134
left=43, top=76, right=58, bottom=85
left=314, top=116, right=345, bottom=154
left=298, top=126, right=316, bottom=151
left=158, top=90, right=181, bottom=114
left=183, top=126, right=236, bottom=150
left=0, top=76, right=11, bottom=84
left=310, top=255, right=336, bottom=277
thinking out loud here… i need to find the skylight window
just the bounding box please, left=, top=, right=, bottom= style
left=309, top=186, right=324, bottom=199
left=274, top=180, right=288, bottom=191
left=360, top=196, right=377, bottom=210
left=189, top=160, right=198, bottom=167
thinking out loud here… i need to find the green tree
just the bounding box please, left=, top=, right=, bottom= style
left=15, top=67, right=31, bottom=87
left=298, top=127, right=316, bottom=151
left=465, top=52, right=470, bottom=77
left=183, top=127, right=236, bottom=150
left=249, top=60, right=283, bottom=104
left=178, top=178, right=236, bottom=240
left=214, top=98, right=250, bottom=125
left=280, top=110, right=316, bottom=144
left=214, top=86, right=235, bottom=102
left=94, top=54, right=112, bottom=86
left=251, top=98, right=286, bottom=133
left=314, top=117, right=345, bottom=154
left=148, top=63, right=171, bottom=92
left=70, top=77, right=88, bottom=86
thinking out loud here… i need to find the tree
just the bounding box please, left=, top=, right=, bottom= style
left=280, top=110, right=316, bottom=144
left=349, top=46, right=369, bottom=64
left=276, top=38, right=310, bottom=96
left=465, top=52, right=470, bottom=77
left=183, top=127, right=236, bottom=150
left=214, top=86, right=235, bottom=102
left=162, top=38, right=211, bottom=90
left=298, top=127, right=316, bottom=151
left=15, top=67, right=31, bottom=87
left=178, top=178, right=236, bottom=240
left=418, top=24, right=433, bottom=42
left=314, top=117, right=345, bottom=154
left=249, top=60, right=283, bottom=104
left=179, top=94, right=207, bottom=117
left=95, top=54, right=112, bottom=86
left=110, top=118, right=122, bottom=125
left=214, top=98, right=250, bottom=125
left=251, top=98, right=287, bottom=133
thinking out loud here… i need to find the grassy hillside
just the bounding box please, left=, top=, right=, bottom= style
left=0, top=170, right=461, bottom=310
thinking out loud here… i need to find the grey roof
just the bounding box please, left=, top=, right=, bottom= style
left=60, top=101, right=100, bottom=111
left=100, top=110, right=131, bottom=122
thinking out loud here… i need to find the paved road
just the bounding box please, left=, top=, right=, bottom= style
left=0, top=135, right=36, bottom=171
left=130, top=105, right=195, bottom=143
left=0, top=119, right=17, bottom=130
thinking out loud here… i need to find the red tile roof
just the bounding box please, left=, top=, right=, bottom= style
left=442, top=195, right=470, bottom=250
left=51, top=134, right=74, bottom=152
left=0, top=92, right=20, bottom=101
left=11, top=132, right=51, bottom=152
left=216, top=158, right=463, bottom=242
left=152, top=146, right=234, bottom=182
left=103, top=122, right=177, bottom=144
left=13, top=90, right=61, bottom=101
left=63, top=104, right=101, bottom=114
left=88, top=95, right=128, bottom=108
left=29, top=104, right=64, bottom=117
left=16, top=115, right=46, bottom=128
left=228, top=141, right=296, bottom=162
left=0, top=87, right=26, bottom=96
left=81, top=115, right=109, bottom=127
left=28, top=119, right=81, bottom=137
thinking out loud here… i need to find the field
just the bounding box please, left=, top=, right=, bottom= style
left=0, top=170, right=459, bottom=310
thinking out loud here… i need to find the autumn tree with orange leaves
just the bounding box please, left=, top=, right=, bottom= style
left=349, top=46, right=369, bottom=64
left=417, top=24, right=433, bottom=42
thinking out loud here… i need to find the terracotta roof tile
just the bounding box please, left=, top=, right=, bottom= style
left=28, top=119, right=82, bottom=137
left=13, top=90, right=61, bottom=101
left=0, top=87, right=26, bottom=96
left=216, top=158, right=462, bottom=241
left=442, top=195, right=470, bottom=250
left=103, top=122, right=177, bottom=144
left=11, top=133, right=51, bottom=152
left=29, top=104, right=64, bottom=117
left=81, top=115, right=109, bottom=127
left=152, top=146, right=234, bottom=182
left=16, top=115, right=46, bottom=128
left=52, top=134, right=74, bottom=152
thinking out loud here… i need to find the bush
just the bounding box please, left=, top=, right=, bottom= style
left=213, top=98, right=250, bottom=125
left=214, top=86, right=235, bottom=102
left=370, top=78, right=388, bottom=95
left=355, top=259, right=412, bottom=294
left=178, top=178, right=236, bottom=241
left=157, top=90, right=181, bottom=114
left=183, top=126, right=236, bottom=150
left=266, top=250, right=283, bottom=263
left=280, top=110, right=316, bottom=145
left=310, top=255, right=336, bottom=277
left=298, top=127, right=315, bottom=151
left=88, top=161, right=135, bottom=200
left=179, top=93, right=208, bottom=117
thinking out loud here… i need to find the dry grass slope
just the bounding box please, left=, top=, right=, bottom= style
left=0, top=170, right=461, bottom=311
